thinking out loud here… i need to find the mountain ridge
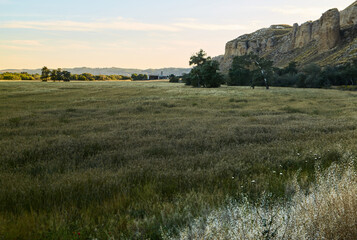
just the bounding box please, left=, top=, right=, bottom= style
left=0, top=67, right=191, bottom=76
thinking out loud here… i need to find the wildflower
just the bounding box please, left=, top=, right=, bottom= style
left=273, top=171, right=276, bottom=173
left=251, top=180, right=256, bottom=183
left=297, top=153, right=300, bottom=156
left=232, top=176, right=235, bottom=179
left=280, top=173, right=283, bottom=175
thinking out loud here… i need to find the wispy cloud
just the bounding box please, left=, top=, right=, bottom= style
left=0, top=19, right=180, bottom=32
left=0, top=40, right=44, bottom=51
left=10, top=40, right=42, bottom=46
left=174, top=22, right=249, bottom=31
left=0, top=17, right=250, bottom=32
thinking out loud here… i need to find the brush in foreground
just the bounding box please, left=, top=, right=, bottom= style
left=172, top=155, right=357, bottom=240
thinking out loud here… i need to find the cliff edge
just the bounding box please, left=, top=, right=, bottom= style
left=219, top=1, right=357, bottom=72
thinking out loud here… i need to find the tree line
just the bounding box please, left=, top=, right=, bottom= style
left=40, top=67, right=133, bottom=81
left=0, top=72, right=39, bottom=80
left=0, top=67, right=151, bottom=81
left=180, top=50, right=357, bottom=89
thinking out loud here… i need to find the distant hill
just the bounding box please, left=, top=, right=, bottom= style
left=0, top=67, right=191, bottom=76
left=218, top=1, right=357, bottom=72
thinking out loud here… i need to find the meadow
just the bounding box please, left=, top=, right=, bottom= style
left=0, top=81, right=356, bottom=239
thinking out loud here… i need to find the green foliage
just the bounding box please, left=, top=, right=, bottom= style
left=0, top=72, right=37, bottom=81
left=189, top=49, right=210, bottom=66
left=1, top=68, right=131, bottom=82
left=131, top=73, right=148, bottom=80
left=228, top=54, right=274, bottom=89
left=186, top=50, right=224, bottom=88
left=228, top=57, right=357, bottom=89
left=228, top=56, right=251, bottom=86
left=41, top=67, right=51, bottom=81
left=169, top=74, right=180, bottom=83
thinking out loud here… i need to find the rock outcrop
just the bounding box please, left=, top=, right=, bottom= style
left=340, top=1, right=357, bottom=28
left=219, top=2, right=357, bottom=72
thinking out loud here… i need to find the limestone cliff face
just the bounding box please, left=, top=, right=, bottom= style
left=340, top=1, right=357, bottom=28
left=291, top=9, right=340, bottom=51
left=220, top=2, right=357, bottom=72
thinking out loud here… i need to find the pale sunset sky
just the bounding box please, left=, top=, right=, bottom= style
left=0, top=0, right=354, bottom=69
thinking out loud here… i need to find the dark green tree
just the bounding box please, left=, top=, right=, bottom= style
left=187, top=50, right=223, bottom=88
left=189, top=49, right=210, bottom=66
left=169, top=74, right=180, bottom=83
left=302, top=64, right=323, bottom=88
left=228, top=55, right=251, bottom=86
left=249, top=54, right=274, bottom=89
left=41, top=66, right=50, bottom=82
left=283, top=61, right=298, bottom=75
left=56, top=68, right=63, bottom=81
left=62, top=71, right=71, bottom=82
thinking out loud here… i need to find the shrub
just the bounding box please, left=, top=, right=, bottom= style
left=172, top=156, right=357, bottom=240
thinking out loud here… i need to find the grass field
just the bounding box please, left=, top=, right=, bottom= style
left=0, top=81, right=356, bottom=239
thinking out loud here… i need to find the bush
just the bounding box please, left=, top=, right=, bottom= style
left=172, top=157, right=357, bottom=240
left=169, top=74, right=180, bottom=83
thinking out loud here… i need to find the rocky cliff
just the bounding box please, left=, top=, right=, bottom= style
left=219, top=1, right=357, bottom=72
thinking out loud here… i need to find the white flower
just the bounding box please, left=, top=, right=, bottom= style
left=251, top=180, right=256, bottom=183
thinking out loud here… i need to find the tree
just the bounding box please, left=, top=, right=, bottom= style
left=169, top=74, right=180, bottom=83
left=302, top=64, right=323, bottom=88
left=283, top=61, right=298, bottom=75
left=50, top=69, right=58, bottom=81
left=189, top=49, right=210, bottom=66
left=186, top=50, right=224, bottom=88
left=56, top=68, right=63, bottom=81
left=228, top=55, right=251, bottom=86
left=41, top=66, right=50, bottom=82
left=248, top=54, right=274, bottom=89
left=62, top=71, right=71, bottom=82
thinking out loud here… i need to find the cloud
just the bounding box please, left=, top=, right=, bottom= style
left=10, top=40, right=42, bottom=46
left=174, top=22, right=249, bottom=31
left=0, top=19, right=180, bottom=32
left=0, top=17, right=251, bottom=33
left=0, top=40, right=44, bottom=51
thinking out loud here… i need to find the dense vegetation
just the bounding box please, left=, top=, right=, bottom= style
left=183, top=50, right=224, bottom=88
left=0, top=81, right=356, bottom=239
left=40, top=67, right=133, bottom=81
left=175, top=159, right=357, bottom=239
left=0, top=72, right=40, bottom=80
left=228, top=55, right=357, bottom=89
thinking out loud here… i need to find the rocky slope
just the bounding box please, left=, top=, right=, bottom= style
left=219, top=1, right=357, bottom=72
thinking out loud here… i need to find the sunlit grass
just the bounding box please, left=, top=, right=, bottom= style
left=0, top=82, right=356, bottom=239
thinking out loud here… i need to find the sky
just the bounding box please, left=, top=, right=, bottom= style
left=0, top=0, right=354, bottom=69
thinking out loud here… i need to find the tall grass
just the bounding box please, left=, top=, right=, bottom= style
left=172, top=154, right=357, bottom=240
left=0, top=82, right=356, bottom=239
